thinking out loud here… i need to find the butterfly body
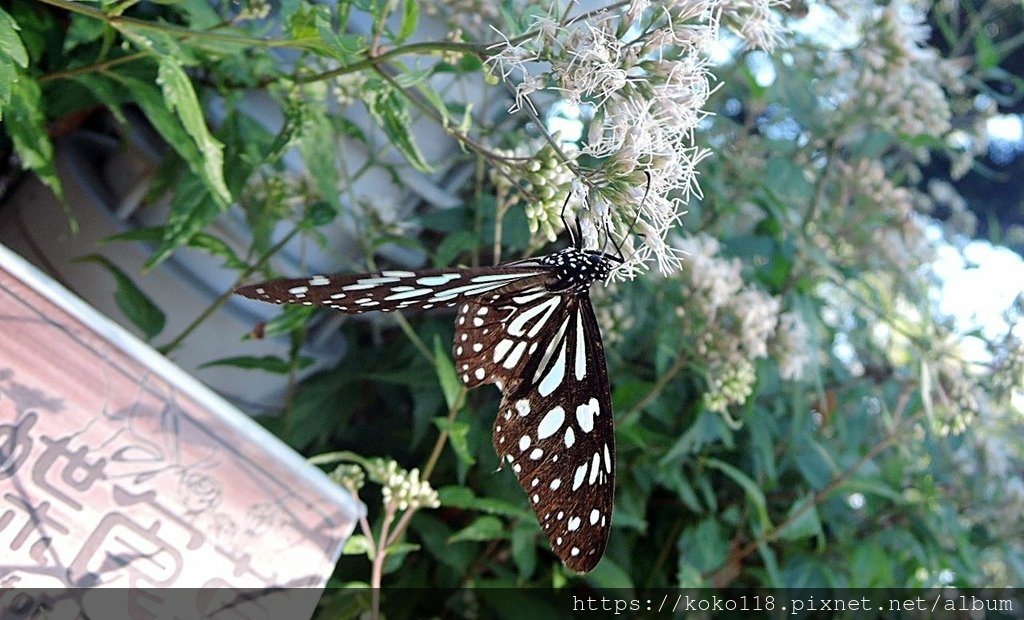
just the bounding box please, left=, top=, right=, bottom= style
left=236, top=246, right=616, bottom=572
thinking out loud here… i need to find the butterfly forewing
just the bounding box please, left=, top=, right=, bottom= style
left=235, top=247, right=617, bottom=573
left=235, top=267, right=547, bottom=313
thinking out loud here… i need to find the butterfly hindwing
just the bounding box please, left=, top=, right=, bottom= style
left=454, top=287, right=615, bottom=572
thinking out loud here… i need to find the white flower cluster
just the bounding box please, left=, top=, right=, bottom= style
left=330, top=463, right=366, bottom=494
left=485, top=0, right=788, bottom=277
left=490, top=142, right=575, bottom=242
left=820, top=1, right=961, bottom=142
left=675, top=233, right=809, bottom=415
left=828, top=159, right=935, bottom=280
left=376, top=461, right=441, bottom=512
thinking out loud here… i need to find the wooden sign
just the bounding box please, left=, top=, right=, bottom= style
left=0, top=243, right=358, bottom=614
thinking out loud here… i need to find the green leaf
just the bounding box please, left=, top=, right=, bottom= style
left=297, top=108, right=341, bottom=211
left=434, top=417, right=475, bottom=465
left=448, top=515, right=506, bottom=543
left=585, top=556, right=634, bottom=589
left=437, top=486, right=530, bottom=519
left=433, top=230, right=478, bottom=268
left=397, top=0, right=419, bottom=43
left=704, top=457, right=772, bottom=533
left=776, top=494, right=823, bottom=541
left=6, top=76, right=66, bottom=224
left=156, top=57, right=231, bottom=207
left=432, top=336, right=461, bottom=410
left=260, top=305, right=318, bottom=338
left=677, top=518, right=728, bottom=573
left=145, top=175, right=220, bottom=269
left=793, top=439, right=837, bottom=490
left=0, top=8, right=28, bottom=68
left=510, top=521, right=537, bottom=580
left=199, top=355, right=314, bottom=374
left=185, top=232, right=248, bottom=269
left=77, top=255, right=166, bottom=340
left=342, top=534, right=373, bottom=558
left=316, top=16, right=366, bottom=61
left=364, top=79, right=432, bottom=173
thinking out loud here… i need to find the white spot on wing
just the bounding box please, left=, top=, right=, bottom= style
left=567, top=516, right=581, bottom=532
left=572, top=463, right=587, bottom=490
left=564, top=427, right=575, bottom=448
left=519, top=435, right=531, bottom=451
left=309, top=275, right=330, bottom=286
left=576, top=398, right=599, bottom=433
left=574, top=310, right=586, bottom=380
left=383, top=288, right=432, bottom=300
left=416, top=274, right=461, bottom=286
left=588, top=452, right=601, bottom=484
left=502, top=341, right=527, bottom=369
left=537, top=407, right=565, bottom=440
left=538, top=338, right=567, bottom=397
left=590, top=509, right=600, bottom=525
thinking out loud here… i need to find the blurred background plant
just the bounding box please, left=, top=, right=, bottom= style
left=2, top=0, right=1023, bottom=615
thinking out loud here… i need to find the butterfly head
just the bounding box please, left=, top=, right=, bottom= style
left=541, top=247, right=616, bottom=290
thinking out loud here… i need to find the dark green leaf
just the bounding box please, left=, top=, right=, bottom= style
left=448, top=515, right=506, bottom=543
left=437, top=486, right=530, bottom=519
left=199, top=355, right=314, bottom=374
left=77, top=255, right=165, bottom=340
left=260, top=305, right=318, bottom=337
left=364, top=79, right=432, bottom=173
left=432, top=335, right=461, bottom=410
left=145, top=175, right=220, bottom=269
left=777, top=494, right=823, bottom=541
left=434, top=417, right=475, bottom=465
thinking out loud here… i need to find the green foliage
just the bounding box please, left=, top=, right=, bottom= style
left=5, top=0, right=1024, bottom=613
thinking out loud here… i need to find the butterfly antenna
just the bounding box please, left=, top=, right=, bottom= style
left=609, top=171, right=652, bottom=262
left=559, top=190, right=580, bottom=249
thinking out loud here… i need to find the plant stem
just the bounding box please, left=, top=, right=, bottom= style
left=621, top=346, right=689, bottom=424
left=422, top=386, right=468, bottom=480
left=158, top=225, right=302, bottom=355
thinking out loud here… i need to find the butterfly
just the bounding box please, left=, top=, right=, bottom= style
left=235, top=239, right=618, bottom=572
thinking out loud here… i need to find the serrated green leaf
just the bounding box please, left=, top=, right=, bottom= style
left=437, top=486, right=530, bottom=519
left=432, top=335, right=461, bottom=410
left=6, top=76, right=66, bottom=221
left=448, top=515, right=506, bottom=543
left=78, top=255, right=165, bottom=340
left=434, top=417, right=475, bottom=465
left=364, top=79, right=432, bottom=173
left=156, top=57, right=231, bottom=207
left=199, top=355, right=314, bottom=374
